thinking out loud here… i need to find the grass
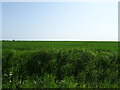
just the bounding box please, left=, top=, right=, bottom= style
left=2, top=41, right=119, bottom=88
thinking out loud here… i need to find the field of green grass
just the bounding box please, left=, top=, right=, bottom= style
left=2, top=41, right=119, bottom=88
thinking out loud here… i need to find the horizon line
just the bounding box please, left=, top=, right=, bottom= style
left=1, top=39, right=118, bottom=42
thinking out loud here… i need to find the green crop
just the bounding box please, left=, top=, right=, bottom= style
left=2, top=41, right=119, bottom=88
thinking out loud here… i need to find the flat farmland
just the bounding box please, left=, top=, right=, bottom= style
left=2, top=41, right=119, bottom=88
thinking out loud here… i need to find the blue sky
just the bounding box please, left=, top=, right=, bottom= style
left=2, top=2, right=118, bottom=41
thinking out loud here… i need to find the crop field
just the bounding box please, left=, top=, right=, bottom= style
left=2, top=41, right=119, bottom=88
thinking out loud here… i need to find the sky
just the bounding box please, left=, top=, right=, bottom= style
left=0, top=2, right=2, bottom=40
left=2, top=2, right=118, bottom=41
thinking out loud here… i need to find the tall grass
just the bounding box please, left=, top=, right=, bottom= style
left=2, top=41, right=119, bottom=88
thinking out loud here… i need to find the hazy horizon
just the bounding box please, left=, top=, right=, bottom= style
left=2, top=39, right=118, bottom=41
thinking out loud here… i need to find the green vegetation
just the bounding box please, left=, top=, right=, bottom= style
left=2, top=41, right=119, bottom=88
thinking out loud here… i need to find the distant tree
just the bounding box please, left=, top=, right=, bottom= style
left=12, top=40, right=15, bottom=41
